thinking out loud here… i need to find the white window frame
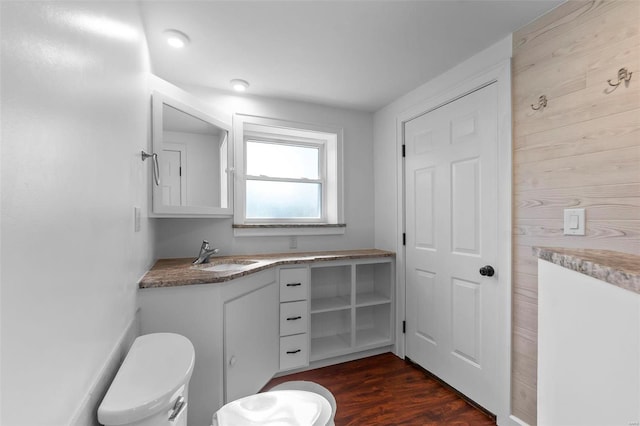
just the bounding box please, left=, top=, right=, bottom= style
left=233, top=114, right=344, bottom=236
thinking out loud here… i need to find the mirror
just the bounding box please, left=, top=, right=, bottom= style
left=151, top=91, right=232, bottom=217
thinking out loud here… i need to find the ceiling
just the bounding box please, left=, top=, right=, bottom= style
left=140, top=1, right=563, bottom=112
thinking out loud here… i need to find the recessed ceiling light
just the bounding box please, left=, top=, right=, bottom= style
left=230, top=79, right=250, bottom=92
left=163, top=29, right=189, bottom=48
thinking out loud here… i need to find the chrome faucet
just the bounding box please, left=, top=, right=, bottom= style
left=193, top=240, right=220, bottom=264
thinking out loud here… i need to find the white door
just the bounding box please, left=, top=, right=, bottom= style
left=404, top=83, right=500, bottom=413
left=161, top=148, right=183, bottom=206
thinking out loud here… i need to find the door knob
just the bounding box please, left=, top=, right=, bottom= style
left=479, top=265, right=495, bottom=277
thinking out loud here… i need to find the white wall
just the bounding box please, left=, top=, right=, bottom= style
left=155, top=86, right=375, bottom=258
left=1, top=2, right=155, bottom=425
left=373, top=36, right=512, bottom=252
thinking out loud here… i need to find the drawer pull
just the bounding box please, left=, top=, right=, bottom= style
left=286, top=349, right=301, bottom=354
left=286, top=282, right=302, bottom=287
left=286, top=316, right=302, bottom=321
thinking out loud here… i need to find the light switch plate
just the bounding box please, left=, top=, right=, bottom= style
left=134, top=207, right=141, bottom=232
left=563, top=208, right=585, bottom=235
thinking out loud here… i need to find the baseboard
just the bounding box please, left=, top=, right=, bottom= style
left=69, top=311, right=140, bottom=426
left=272, top=346, right=394, bottom=378
left=508, top=414, right=531, bottom=426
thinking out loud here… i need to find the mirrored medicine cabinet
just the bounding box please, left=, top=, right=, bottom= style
left=149, top=91, right=233, bottom=217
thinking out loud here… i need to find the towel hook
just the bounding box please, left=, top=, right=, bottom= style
left=607, top=67, right=632, bottom=87
left=531, top=95, right=548, bottom=111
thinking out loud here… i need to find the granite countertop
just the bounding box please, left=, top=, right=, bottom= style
left=139, top=249, right=395, bottom=289
left=533, top=247, right=640, bottom=295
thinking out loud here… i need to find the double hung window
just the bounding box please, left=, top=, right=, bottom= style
left=245, top=137, right=324, bottom=221
left=233, top=114, right=344, bottom=233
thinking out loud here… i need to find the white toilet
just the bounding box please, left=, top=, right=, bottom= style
left=99, top=333, right=335, bottom=426
left=98, top=333, right=195, bottom=426
left=212, top=389, right=332, bottom=426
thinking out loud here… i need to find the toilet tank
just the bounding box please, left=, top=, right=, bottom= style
left=98, top=333, right=195, bottom=426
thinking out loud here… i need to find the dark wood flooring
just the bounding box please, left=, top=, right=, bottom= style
left=264, top=353, right=496, bottom=426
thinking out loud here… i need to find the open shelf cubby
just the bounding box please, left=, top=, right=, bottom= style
left=355, top=262, right=392, bottom=307
left=355, top=304, right=392, bottom=348
left=310, top=264, right=352, bottom=313
left=309, top=258, right=394, bottom=362
left=310, top=309, right=352, bottom=361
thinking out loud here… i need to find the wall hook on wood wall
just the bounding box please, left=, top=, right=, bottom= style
left=531, top=95, right=548, bottom=111
left=607, top=67, right=632, bottom=87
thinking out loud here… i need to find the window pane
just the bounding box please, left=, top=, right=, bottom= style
left=246, top=141, right=319, bottom=179
left=246, top=180, right=321, bottom=219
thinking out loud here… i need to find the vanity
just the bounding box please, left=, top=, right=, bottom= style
left=535, top=247, right=640, bottom=426
left=138, top=249, right=395, bottom=426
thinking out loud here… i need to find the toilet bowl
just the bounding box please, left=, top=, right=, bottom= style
left=212, top=381, right=335, bottom=426
left=267, top=381, right=336, bottom=425
left=212, top=390, right=331, bottom=426
left=99, top=333, right=335, bottom=426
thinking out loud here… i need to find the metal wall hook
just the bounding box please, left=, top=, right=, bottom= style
left=141, top=150, right=160, bottom=186
left=531, top=95, right=548, bottom=111
left=141, top=150, right=154, bottom=161
left=607, top=67, right=632, bottom=87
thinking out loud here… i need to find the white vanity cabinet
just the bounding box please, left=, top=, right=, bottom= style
left=138, top=269, right=278, bottom=426
left=138, top=252, right=395, bottom=426
left=275, top=257, right=395, bottom=370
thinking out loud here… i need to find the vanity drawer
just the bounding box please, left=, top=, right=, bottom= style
left=279, top=334, right=309, bottom=371
left=280, top=301, right=308, bottom=336
left=279, top=267, right=308, bottom=302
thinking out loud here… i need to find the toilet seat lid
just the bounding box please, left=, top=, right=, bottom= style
left=98, top=333, right=195, bottom=425
left=214, top=390, right=331, bottom=426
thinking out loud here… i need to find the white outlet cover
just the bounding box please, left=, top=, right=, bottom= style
left=563, top=208, right=585, bottom=236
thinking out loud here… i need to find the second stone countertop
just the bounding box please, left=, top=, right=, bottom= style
left=533, top=247, right=640, bottom=295
left=139, top=249, right=395, bottom=289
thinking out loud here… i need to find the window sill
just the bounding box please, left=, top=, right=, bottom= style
left=232, top=223, right=346, bottom=237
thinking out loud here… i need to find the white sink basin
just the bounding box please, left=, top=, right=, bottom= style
left=201, top=260, right=256, bottom=273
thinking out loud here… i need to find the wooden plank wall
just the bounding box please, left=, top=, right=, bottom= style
left=511, top=0, right=640, bottom=423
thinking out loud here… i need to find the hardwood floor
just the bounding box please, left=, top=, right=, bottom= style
left=264, top=353, right=496, bottom=425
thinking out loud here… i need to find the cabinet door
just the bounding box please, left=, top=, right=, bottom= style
left=150, top=89, right=233, bottom=217
left=224, top=281, right=279, bottom=402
